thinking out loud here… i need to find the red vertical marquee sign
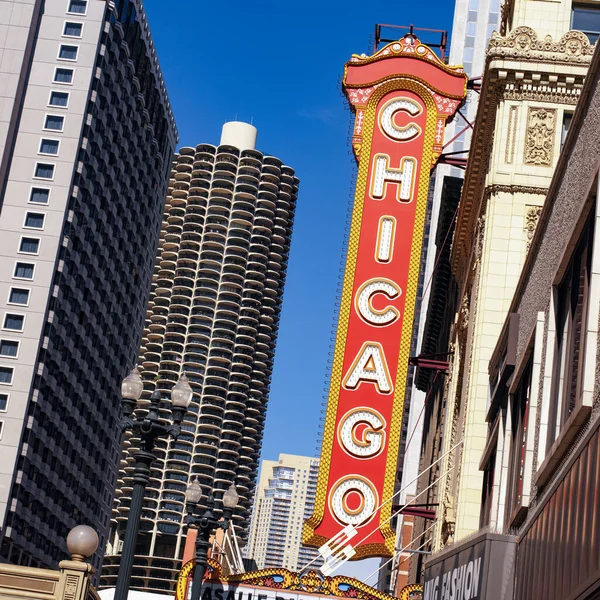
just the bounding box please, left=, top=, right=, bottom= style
left=304, top=36, right=467, bottom=558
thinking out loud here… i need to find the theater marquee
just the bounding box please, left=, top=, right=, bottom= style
left=175, top=559, right=422, bottom=600
left=304, top=36, right=467, bottom=558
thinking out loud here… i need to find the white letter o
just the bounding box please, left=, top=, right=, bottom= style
left=329, top=476, right=378, bottom=526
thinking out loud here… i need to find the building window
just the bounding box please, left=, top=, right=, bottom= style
left=8, top=289, right=29, bottom=306
left=58, top=44, right=78, bottom=60
left=44, top=115, right=65, bottom=131
left=0, top=393, right=7, bottom=411
left=0, top=341, right=19, bottom=359
left=29, top=188, right=50, bottom=204
left=547, top=214, right=594, bottom=452
left=572, top=3, right=600, bottom=44
left=34, top=163, right=55, bottom=180
left=48, top=91, right=69, bottom=108
left=0, top=368, right=12, bottom=385
left=67, top=0, right=87, bottom=14
left=39, top=139, right=60, bottom=155
left=19, top=237, right=40, bottom=254
left=561, top=112, right=573, bottom=149
left=3, top=314, right=24, bottom=332
left=13, top=263, right=35, bottom=280
left=53, top=67, right=74, bottom=84
left=63, top=22, right=83, bottom=37
left=24, top=213, right=45, bottom=229
left=506, top=359, right=532, bottom=526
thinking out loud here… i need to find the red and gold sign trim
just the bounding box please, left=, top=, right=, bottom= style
left=345, top=38, right=465, bottom=79
left=176, top=559, right=422, bottom=600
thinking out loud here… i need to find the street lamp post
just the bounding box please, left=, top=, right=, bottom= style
left=114, top=368, right=193, bottom=600
left=186, top=479, right=240, bottom=600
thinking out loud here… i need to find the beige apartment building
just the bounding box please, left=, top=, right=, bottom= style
left=412, top=0, right=598, bottom=565
left=245, top=454, right=322, bottom=572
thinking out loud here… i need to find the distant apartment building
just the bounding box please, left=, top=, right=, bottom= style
left=102, top=123, right=299, bottom=593
left=0, top=0, right=177, bottom=571
left=245, top=454, right=322, bottom=572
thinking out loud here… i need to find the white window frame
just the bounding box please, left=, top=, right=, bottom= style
left=0, top=392, right=8, bottom=413
left=18, top=235, right=41, bottom=256
left=66, top=0, right=88, bottom=16
left=57, top=43, right=79, bottom=62
left=0, top=339, right=20, bottom=360
left=62, top=21, right=84, bottom=38
left=7, top=288, right=30, bottom=307
left=28, top=186, right=51, bottom=205
left=536, top=193, right=600, bottom=486
left=0, top=366, right=15, bottom=387
left=12, top=261, right=36, bottom=281
left=47, top=90, right=70, bottom=109
left=0, top=420, right=4, bottom=439
left=52, top=66, right=74, bottom=85
left=43, top=114, right=65, bottom=133
left=33, top=162, right=55, bottom=181
left=23, top=212, right=46, bottom=231
left=2, top=312, right=25, bottom=333
left=38, top=138, right=61, bottom=156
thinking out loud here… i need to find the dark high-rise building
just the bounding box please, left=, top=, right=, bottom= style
left=0, top=0, right=177, bottom=572
left=102, top=122, right=299, bottom=593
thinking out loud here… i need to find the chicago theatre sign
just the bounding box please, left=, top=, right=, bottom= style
left=304, top=36, right=467, bottom=558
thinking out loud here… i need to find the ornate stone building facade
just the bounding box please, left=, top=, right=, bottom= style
left=423, top=36, right=600, bottom=600
left=411, top=0, right=596, bottom=570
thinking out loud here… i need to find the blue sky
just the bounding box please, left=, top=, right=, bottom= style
left=144, top=0, right=456, bottom=464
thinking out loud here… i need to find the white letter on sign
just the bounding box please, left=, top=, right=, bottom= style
left=338, top=408, right=386, bottom=458
left=379, top=97, right=422, bottom=141
left=355, top=278, right=401, bottom=327
left=342, top=342, right=393, bottom=394
left=376, top=216, right=396, bottom=263
left=329, top=476, right=378, bottom=526
left=370, top=154, right=417, bottom=202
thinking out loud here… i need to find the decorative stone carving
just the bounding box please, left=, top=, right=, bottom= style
left=63, top=575, right=79, bottom=600
left=488, top=26, right=594, bottom=65
left=469, top=214, right=487, bottom=276
left=503, top=86, right=581, bottom=106
left=505, top=105, right=518, bottom=164
left=441, top=496, right=456, bottom=546
left=486, top=184, right=548, bottom=196
left=475, top=215, right=486, bottom=263
left=524, top=205, right=543, bottom=251
left=525, top=108, right=556, bottom=166
left=459, top=294, right=470, bottom=331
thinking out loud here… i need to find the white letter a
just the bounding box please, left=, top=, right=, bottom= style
left=342, top=342, right=393, bottom=394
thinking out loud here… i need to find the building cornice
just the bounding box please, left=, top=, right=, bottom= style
left=488, top=26, right=594, bottom=66
left=450, top=27, right=593, bottom=285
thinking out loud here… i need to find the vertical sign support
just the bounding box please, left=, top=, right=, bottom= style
left=304, top=35, right=467, bottom=559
